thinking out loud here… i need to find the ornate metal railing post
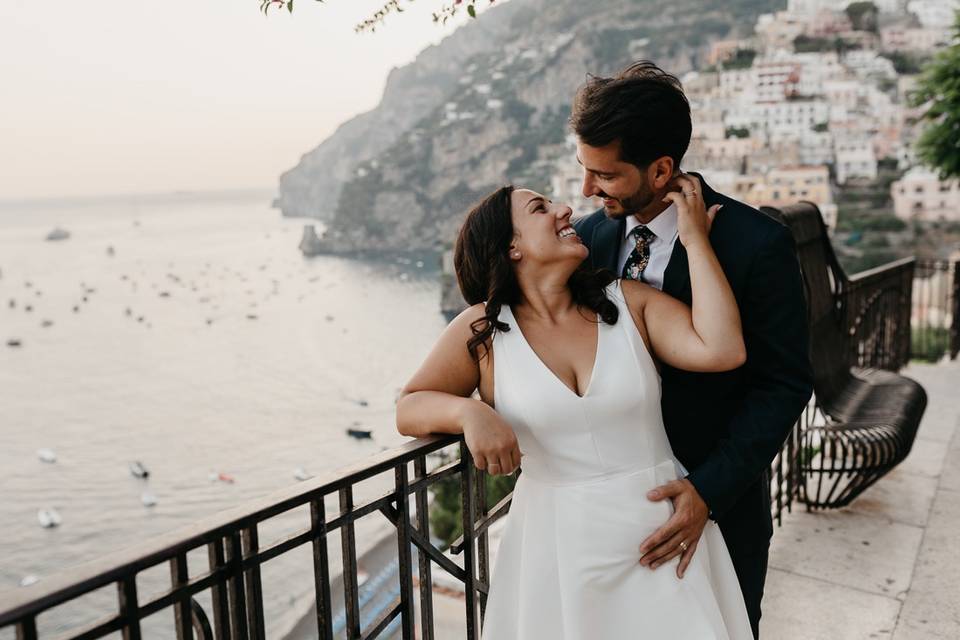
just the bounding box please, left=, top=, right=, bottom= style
left=117, top=575, right=141, bottom=640
left=338, top=486, right=361, bottom=638
left=952, top=260, right=960, bottom=360
left=170, top=554, right=192, bottom=640
left=459, top=441, right=480, bottom=640
left=394, top=463, right=416, bottom=639
left=207, top=537, right=232, bottom=639
left=413, top=456, right=435, bottom=640
left=15, top=617, right=38, bottom=640
left=309, top=497, right=334, bottom=640
left=240, top=526, right=265, bottom=640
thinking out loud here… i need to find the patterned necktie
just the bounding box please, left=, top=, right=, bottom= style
left=621, top=225, right=656, bottom=282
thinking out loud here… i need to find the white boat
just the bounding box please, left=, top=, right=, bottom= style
left=37, top=448, right=57, bottom=463
left=141, top=491, right=157, bottom=507
left=293, top=467, right=313, bottom=481
left=19, top=574, right=39, bottom=588
left=38, top=508, right=61, bottom=528
left=129, top=461, right=149, bottom=478
left=45, top=228, right=70, bottom=242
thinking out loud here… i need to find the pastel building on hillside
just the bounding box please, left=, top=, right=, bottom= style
left=835, top=136, right=878, bottom=183
left=703, top=165, right=838, bottom=229
left=892, top=167, right=960, bottom=222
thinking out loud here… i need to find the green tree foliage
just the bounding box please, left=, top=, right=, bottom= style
left=725, top=126, right=750, bottom=139
left=794, top=34, right=862, bottom=54
left=845, top=1, right=879, bottom=33
left=722, top=48, right=757, bottom=70
left=428, top=450, right=517, bottom=547
left=881, top=51, right=930, bottom=75
left=258, top=0, right=495, bottom=32
left=910, top=12, right=960, bottom=179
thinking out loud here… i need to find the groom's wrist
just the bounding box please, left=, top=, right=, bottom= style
left=684, top=471, right=719, bottom=521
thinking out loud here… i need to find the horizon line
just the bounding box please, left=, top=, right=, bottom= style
left=0, top=185, right=279, bottom=207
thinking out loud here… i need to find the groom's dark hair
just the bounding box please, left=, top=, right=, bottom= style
left=570, top=60, right=691, bottom=169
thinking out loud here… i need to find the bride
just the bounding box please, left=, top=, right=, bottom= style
left=396, top=176, right=753, bottom=639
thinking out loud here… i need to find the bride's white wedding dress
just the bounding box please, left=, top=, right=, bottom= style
left=481, top=280, right=753, bottom=639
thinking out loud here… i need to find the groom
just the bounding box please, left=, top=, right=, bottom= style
left=571, top=61, right=814, bottom=639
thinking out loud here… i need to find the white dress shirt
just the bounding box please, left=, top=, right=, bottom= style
left=616, top=203, right=680, bottom=291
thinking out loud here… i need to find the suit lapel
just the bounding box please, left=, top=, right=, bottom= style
left=590, top=215, right=625, bottom=273
left=662, top=241, right=690, bottom=300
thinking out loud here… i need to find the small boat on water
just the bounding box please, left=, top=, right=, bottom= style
left=129, top=461, right=149, bottom=479
left=347, top=428, right=373, bottom=440
left=37, top=448, right=57, bottom=463
left=212, top=471, right=235, bottom=484
left=293, top=467, right=313, bottom=481
left=19, top=575, right=39, bottom=588
left=38, top=508, right=61, bottom=528
left=45, top=228, right=70, bottom=242
left=6, top=338, right=22, bottom=348
left=141, top=491, right=157, bottom=507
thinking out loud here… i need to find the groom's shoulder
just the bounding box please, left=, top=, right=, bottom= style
left=693, top=171, right=789, bottom=246
left=713, top=192, right=791, bottom=249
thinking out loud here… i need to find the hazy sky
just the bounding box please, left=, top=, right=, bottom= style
left=0, top=1, right=483, bottom=200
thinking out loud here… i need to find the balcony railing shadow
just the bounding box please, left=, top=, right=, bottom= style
left=1, top=203, right=957, bottom=640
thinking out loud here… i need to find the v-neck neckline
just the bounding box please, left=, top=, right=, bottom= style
left=504, top=304, right=600, bottom=399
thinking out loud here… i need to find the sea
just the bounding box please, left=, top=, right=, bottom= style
left=0, top=190, right=450, bottom=638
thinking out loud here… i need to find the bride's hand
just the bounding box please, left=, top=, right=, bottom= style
left=663, top=174, right=722, bottom=249
left=461, top=400, right=522, bottom=476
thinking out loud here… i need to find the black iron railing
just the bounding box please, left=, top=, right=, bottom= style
left=912, top=258, right=960, bottom=362
left=844, top=256, right=915, bottom=371
left=0, top=435, right=488, bottom=640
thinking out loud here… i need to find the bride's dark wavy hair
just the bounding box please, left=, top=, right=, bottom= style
left=453, top=185, right=619, bottom=361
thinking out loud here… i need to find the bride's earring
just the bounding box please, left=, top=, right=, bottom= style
left=510, top=250, right=521, bottom=260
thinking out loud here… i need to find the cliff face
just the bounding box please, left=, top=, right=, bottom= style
left=277, top=0, right=783, bottom=252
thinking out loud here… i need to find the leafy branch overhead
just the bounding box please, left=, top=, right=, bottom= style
left=258, top=0, right=496, bottom=32
left=910, top=11, right=960, bottom=180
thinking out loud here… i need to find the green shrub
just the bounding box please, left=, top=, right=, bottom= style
left=428, top=450, right=518, bottom=547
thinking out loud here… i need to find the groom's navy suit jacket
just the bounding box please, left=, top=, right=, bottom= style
left=573, top=174, right=814, bottom=553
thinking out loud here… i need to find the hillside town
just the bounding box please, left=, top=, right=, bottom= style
left=553, top=0, right=959, bottom=239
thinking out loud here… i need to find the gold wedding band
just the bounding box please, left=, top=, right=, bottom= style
left=678, top=540, right=688, bottom=552
left=683, top=190, right=697, bottom=197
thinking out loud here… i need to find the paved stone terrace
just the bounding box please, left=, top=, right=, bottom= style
left=761, top=360, right=960, bottom=640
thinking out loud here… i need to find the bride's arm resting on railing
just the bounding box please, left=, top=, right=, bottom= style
left=396, top=304, right=523, bottom=475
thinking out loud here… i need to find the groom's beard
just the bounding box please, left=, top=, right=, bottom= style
left=602, top=184, right=655, bottom=220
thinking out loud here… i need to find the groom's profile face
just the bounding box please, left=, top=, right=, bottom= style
left=576, top=139, right=652, bottom=220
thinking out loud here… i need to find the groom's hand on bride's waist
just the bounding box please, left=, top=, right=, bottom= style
left=637, top=479, right=710, bottom=579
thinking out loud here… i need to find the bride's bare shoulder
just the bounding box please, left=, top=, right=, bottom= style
left=618, top=278, right=656, bottom=311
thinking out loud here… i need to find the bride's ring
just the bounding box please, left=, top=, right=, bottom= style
left=678, top=540, right=689, bottom=552
left=683, top=189, right=697, bottom=197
